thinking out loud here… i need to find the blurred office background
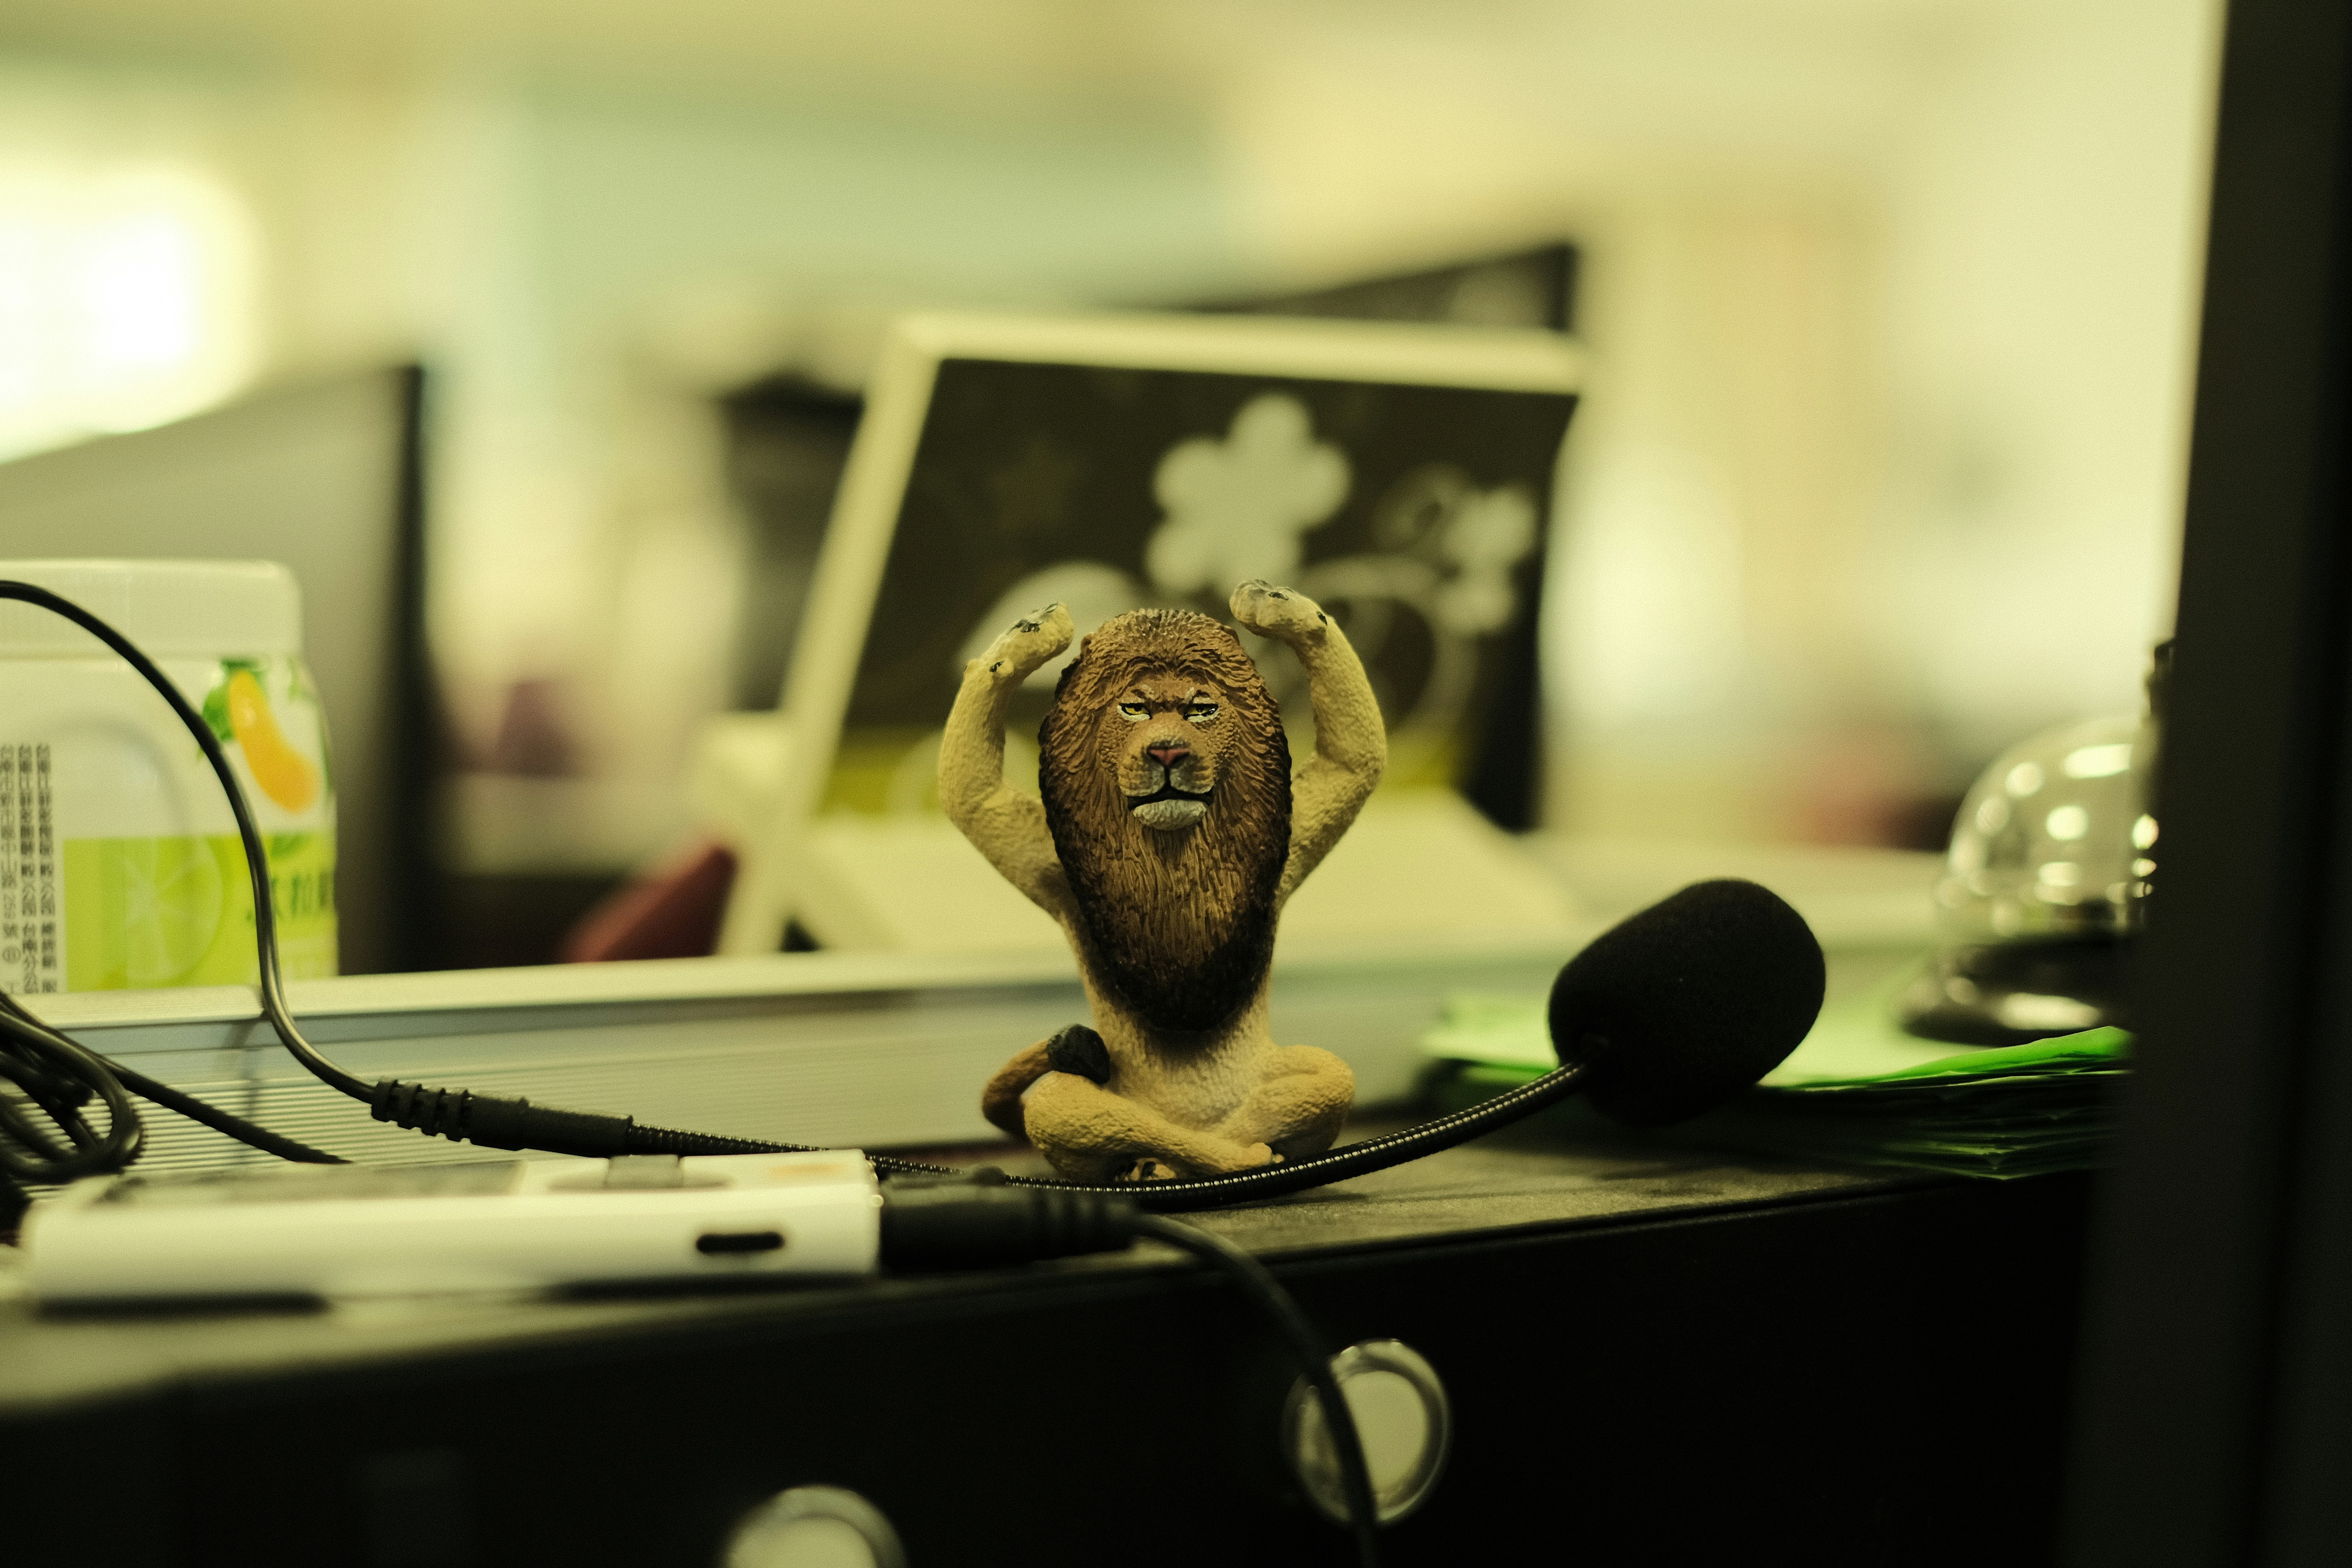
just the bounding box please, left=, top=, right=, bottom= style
left=0, top=0, right=2219, bottom=971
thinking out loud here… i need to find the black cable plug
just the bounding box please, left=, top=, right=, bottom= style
left=877, top=1182, right=1138, bottom=1271
left=369, top=1080, right=638, bottom=1157
left=371, top=1081, right=870, bottom=1165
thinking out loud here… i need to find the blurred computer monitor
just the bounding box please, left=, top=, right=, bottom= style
left=0, top=368, right=432, bottom=975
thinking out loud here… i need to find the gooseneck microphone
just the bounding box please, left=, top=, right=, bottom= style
left=1550, top=877, right=1828, bottom=1127
left=358, top=878, right=1829, bottom=1210
left=1024, top=877, right=1828, bottom=1210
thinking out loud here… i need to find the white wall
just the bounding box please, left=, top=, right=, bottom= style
left=1871, top=0, right=2219, bottom=761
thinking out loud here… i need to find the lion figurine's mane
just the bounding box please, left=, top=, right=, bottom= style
left=1037, top=608, right=1291, bottom=1035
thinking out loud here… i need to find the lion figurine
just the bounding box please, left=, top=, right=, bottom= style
left=940, top=580, right=1386, bottom=1182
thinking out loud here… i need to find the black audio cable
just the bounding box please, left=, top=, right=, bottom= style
left=0, top=986, right=143, bottom=1183
left=0, top=583, right=352, bottom=1184
left=1133, top=1213, right=1381, bottom=1565
left=879, top=1182, right=1383, bottom=1564
left=0, top=588, right=371, bottom=1103
left=0, top=988, right=343, bottom=1182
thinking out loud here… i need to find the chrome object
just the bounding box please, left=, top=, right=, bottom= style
left=1900, top=712, right=2156, bottom=1046
left=1934, top=714, right=2155, bottom=943
left=721, top=1486, right=907, bottom=1568
left=1285, top=1338, right=1453, bottom=1527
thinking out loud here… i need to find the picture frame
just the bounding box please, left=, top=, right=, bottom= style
left=720, top=311, right=1589, bottom=954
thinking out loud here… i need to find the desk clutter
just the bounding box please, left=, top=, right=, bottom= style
left=1424, top=985, right=2129, bottom=1179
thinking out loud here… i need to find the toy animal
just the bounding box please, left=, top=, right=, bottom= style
left=942, top=580, right=1386, bottom=1181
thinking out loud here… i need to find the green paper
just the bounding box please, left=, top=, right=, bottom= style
left=1420, top=973, right=2132, bottom=1179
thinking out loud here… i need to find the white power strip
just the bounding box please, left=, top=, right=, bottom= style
left=24, top=1150, right=880, bottom=1303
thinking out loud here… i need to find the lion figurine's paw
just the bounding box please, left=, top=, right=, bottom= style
left=976, top=602, right=1074, bottom=683
left=1230, top=580, right=1329, bottom=647
left=1115, top=1142, right=1274, bottom=1183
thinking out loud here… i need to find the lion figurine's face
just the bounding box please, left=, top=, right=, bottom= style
left=1037, top=608, right=1292, bottom=1034
left=1103, top=671, right=1236, bottom=835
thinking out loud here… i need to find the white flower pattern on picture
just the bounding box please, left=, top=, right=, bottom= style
left=929, top=398, right=1544, bottom=815
left=1435, top=479, right=1539, bottom=636
left=1145, top=394, right=1350, bottom=595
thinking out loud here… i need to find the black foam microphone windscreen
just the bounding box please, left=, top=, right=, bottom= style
left=1548, top=879, right=1826, bottom=1126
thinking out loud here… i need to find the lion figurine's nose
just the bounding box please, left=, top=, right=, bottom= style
left=1147, top=744, right=1191, bottom=769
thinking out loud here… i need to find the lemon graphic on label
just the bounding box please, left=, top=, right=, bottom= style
left=121, top=838, right=225, bottom=988
left=222, top=668, right=320, bottom=812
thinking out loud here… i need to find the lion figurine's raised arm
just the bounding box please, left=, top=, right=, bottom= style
left=939, top=580, right=1385, bottom=1183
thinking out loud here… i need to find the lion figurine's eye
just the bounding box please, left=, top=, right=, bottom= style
left=1117, top=702, right=1150, bottom=723
left=1184, top=703, right=1219, bottom=725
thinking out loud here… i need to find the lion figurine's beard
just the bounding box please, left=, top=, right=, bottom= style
left=1040, top=725, right=1291, bottom=1037
left=1128, top=795, right=1208, bottom=832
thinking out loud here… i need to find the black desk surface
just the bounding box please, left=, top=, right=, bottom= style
left=0, top=1132, right=2093, bottom=1567
left=0, top=1128, right=1917, bottom=1408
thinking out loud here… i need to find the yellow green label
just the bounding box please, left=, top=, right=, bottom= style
left=62, top=832, right=337, bottom=991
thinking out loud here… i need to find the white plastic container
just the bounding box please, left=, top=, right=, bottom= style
left=0, top=559, right=337, bottom=993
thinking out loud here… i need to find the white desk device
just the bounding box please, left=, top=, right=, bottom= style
left=25, top=1150, right=880, bottom=1302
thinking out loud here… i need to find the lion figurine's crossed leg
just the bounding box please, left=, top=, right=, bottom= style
left=982, top=1035, right=1354, bottom=1184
